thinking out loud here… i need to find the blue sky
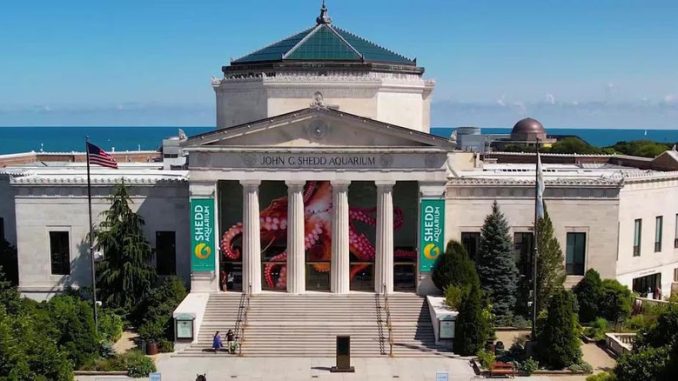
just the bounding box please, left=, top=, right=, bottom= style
left=1, top=0, right=677, bottom=129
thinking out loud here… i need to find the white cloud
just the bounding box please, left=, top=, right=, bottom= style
left=545, top=93, right=556, bottom=105
left=664, top=94, right=676, bottom=104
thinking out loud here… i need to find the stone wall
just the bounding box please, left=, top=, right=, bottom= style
left=14, top=182, right=190, bottom=300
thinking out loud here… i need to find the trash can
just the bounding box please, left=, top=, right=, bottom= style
left=146, top=340, right=159, bottom=355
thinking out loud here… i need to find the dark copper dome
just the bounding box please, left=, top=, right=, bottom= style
left=511, top=117, right=546, bottom=141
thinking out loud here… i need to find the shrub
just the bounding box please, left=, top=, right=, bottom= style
left=124, top=350, right=156, bottom=378
left=454, top=283, right=490, bottom=356
left=518, top=357, right=539, bottom=376
left=46, top=294, right=99, bottom=369
left=569, top=361, right=593, bottom=374
left=574, top=269, right=604, bottom=323
left=98, top=309, right=124, bottom=343
left=599, top=279, right=633, bottom=324
left=158, top=339, right=174, bottom=353
left=476, top=348, right=496, bottom=369
left=511, top=315, right=530, bottom=329
left=136, top=276, right=187, bottom=342
left=634, top=302, right=678, bottom=349
left=584, top=317, right=609, bottom=341
left=615, top=346, right=670, bottom=381
left=443, top=285, right=463, bottom=310
left=432, top=240, right=480, bottom=292
left=587, top=372, right=616, bottom=381
left=536, top=289, right=582, bottom=369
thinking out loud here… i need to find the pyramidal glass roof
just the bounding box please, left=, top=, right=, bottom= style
left=232, top=6, right=415, bottom=66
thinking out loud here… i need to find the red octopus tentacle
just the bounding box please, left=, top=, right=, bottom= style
left=220, top=223, right=243, bottom=260
left=349, top=228, right=376, bottom=261
left=264, top=251, right=287, bottom=289
left=349, top=207, right=377, bottom=226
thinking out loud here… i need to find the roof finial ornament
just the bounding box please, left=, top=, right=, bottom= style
left=316, top=0, right=332, bottom=25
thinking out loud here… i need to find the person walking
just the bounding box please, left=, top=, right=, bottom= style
left=226, top=329, right=236, bottom=354
left=212, top=331, right=223, bottom=353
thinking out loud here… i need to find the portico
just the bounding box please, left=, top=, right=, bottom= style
left=183, top=106, right=454, bottom=295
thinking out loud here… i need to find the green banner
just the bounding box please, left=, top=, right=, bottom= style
left=419, top=199, right=445, bottom=272
left=190, top=198, right=215, bottom=272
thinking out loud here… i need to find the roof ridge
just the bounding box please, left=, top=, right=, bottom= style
left=232, top=26, right=314, bottom=63
left=282, top=24, right=322, bottom=59
left=326, top=24, right=363, bottom=61
left=333, top=25, right=414, bottom=63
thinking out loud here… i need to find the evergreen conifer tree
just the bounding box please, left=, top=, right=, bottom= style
left=453, top=282, right=490, bottom=356
left=476, top=201, right=518, bottom=324
left=95, top=182, right=156, bottom=312
left=536, top=289, right=582, bottom=369
left=535, top=209, right=566, bottom=312
left=573, top=269, right=604, bottom=323
left=432, top=240, right=480, bottom=292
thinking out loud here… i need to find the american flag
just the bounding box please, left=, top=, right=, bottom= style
left=86, top=142, right=118, bottom=169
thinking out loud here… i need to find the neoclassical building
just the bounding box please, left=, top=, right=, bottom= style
left=1, top=6, right=677, bottom=347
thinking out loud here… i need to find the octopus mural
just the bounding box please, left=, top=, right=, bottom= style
left=221, top=181, right=416, bottom=289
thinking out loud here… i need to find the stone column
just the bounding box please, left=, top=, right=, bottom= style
left=241, top=180, right=261, bottom=294
left=375, top=181, right=395, bottom=294
left=331, top=180, right=351, bottom=294
left=286, top=180, right=306, bottom=294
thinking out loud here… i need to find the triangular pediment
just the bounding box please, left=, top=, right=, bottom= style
left=184, top=107, right=454, bottom=150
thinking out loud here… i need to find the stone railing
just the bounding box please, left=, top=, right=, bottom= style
left=605, top=333, right=636, bottom=357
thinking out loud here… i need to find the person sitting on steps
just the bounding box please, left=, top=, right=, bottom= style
left=226, top=329, right=236, bottom=354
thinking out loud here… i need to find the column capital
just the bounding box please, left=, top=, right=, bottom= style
left=375, top=180, right=396, bottom=191
left=419, top=181, right=446, bottom=198
left=285, top=179, right=306, bottom=192
left=330, top=179, right=351, bottom=191
left=240, top=179, right=261, bottom=190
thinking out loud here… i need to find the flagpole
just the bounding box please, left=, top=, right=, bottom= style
left=86, top=137, right=99, bottom=335
left=531, top=139, right=540, bottom=339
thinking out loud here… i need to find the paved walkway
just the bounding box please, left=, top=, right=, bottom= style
left=78, top=354, right=477, bottom=381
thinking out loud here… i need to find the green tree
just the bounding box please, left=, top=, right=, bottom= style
left=137, top=277, right=187, bottom=343
left=536, top=289, right=582, bottom=369
left=615, top=346, right=670, bottom=381
left=0, top=303, right=74, bottom=380
left=573, top=269, right=604, bottom=323
left=535, top=209, right=566, bottom=312
left=607, top=140, right=670, bottom=158
left=476, top=201, right=518, bottom=324
left=432, top=240, right=480, bottom=293
left=548, top=137, right=602, bottom=154
left=599, top=279, right=633, bottom=325
left=454, top=283, right=490, bottom=356
left=47, top=295, right=99, bottom=369
left=94, top=182, right=157, bottom=312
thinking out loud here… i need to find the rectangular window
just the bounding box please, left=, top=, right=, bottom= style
left=674, top=268, right=678, bottom=282
left=655, top=216, right=663, bottom=252
left=513, top=232, right=534, bottom=281
left=566, top=232, right=586, bottom=276
left=0, top=217, right=4, bottom=242
left=156, top=231, right=176, bottom=276
left=49, top=231, right=70, bottom=275
left=633, top=219, right=642, bottom=257
left=461, top=232, right=480, bottom=261
left=675, top=214, right=678, bottom=249
left=632, top=273, right=661, bottom=298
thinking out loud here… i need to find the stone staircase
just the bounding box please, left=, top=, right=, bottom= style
left=176, top=292, right=448, bottom=357
left=386, top=293, right=447, bottom=357
left=175, top=292, right=242, bottom=357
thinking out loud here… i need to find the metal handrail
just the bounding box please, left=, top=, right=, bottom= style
left=383, top=283, right=394, bottom=357
left=238, top=283, right=252, bottom=356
